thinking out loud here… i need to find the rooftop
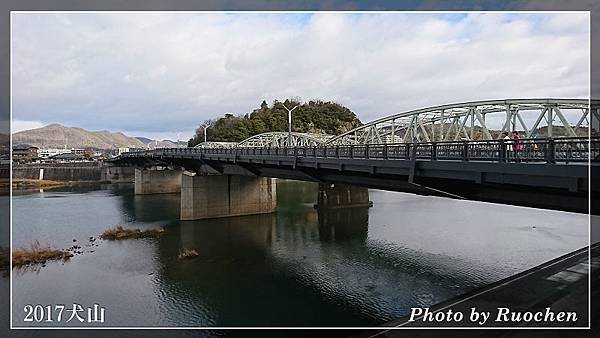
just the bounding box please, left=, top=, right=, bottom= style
left=13, top=144, right=38, bottom=150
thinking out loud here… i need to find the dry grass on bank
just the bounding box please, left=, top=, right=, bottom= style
left=12, top=241, right=73, bottom=268
left=0, top=247, right=9, bottom=275
left=100, top=225, right=164, bottom=240
left=178, top=248, right=199, bottom=260
left=12, top=179, right=67, bottom=187
left=0, top=179, right=69, bottom=193
left=0, top=179, right=11, bottom=192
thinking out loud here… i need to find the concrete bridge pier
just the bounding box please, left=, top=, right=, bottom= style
left=134, top=167, right=182, bottom=195
left=101, top=165, right=135, bottom=183
left=180, top=172, right=277, bottom=220
left=316, top=183, right=373, bottom=209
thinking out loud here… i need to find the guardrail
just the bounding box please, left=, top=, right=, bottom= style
left=124, top=137, right=598, bottom=164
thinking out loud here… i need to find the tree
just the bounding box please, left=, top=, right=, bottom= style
left=187, top=99, right=363, bottom=147
left=260, top=100, right=268, bottom=111
left=83, top=148, right=95, bottom=160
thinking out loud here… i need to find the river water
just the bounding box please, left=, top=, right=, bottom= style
left=10, top=180, right=588, bottom=327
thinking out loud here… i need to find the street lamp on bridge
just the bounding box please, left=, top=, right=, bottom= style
left=281, top=103, right=299, bottom=146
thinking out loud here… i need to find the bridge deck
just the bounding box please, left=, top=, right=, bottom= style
left=113, top=137, right=597, bottom=213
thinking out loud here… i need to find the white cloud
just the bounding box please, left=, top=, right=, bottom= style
left=11, top=12, right=590, bottom=140
left=12, top=120, right=45, bottom=133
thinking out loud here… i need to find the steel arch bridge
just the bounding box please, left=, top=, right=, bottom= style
left=190, top=99, right=594, bottom=149
left=236, top=132, right=334, bottom=147
left=326, top=98, right=593, bottom=145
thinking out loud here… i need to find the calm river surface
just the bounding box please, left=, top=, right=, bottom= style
left=11, top=180, right=588, bottom=327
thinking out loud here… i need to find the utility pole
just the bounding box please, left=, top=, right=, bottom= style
left=204, top=125, right=208, bottom=143
left=281, top=103, right=299, bottom=146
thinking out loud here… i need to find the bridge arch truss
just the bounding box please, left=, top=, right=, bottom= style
left=237, top=132, right=333, bottom=148
left=327, top=99, right=594, bottom=145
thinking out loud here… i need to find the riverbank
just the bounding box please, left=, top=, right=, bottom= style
left=0, top=247, right=8, bottom=277
left=12, top=162, right=103, bottom=181
left=0, top=179, right=108, bottom=194
left=12, top=162, right=135, bottom=184
left=9, top=178, right=68, bottom=188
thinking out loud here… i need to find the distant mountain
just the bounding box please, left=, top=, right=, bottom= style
left=135, top=136, right=153, bottom=144
left=12, top=124, right=173, bottom=149
left=135, top=136, right=185, bottom=148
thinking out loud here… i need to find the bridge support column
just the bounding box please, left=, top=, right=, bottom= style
left=180, top=173, right=277, bottom=220
left=102, top=165, right=135, bottom=183
left=316, top=183, right=373, bottom=209
left=134, top=168, right=182, bottom=194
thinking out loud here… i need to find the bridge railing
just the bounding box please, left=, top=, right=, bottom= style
left=123, top=137, right=597, bottom=164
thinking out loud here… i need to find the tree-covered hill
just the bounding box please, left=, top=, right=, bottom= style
left=188, top=99, right=362, bottom=146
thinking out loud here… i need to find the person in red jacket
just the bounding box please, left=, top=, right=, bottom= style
left=512, top=131, right=523, bottom=162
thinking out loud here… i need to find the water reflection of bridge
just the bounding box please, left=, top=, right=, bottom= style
left=115, top=181, right=503, bottom=326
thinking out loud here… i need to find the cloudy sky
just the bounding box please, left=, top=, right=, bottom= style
left=11, top=12, right=589, bottom=141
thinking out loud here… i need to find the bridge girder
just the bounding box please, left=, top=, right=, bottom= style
left=327, top=99, right=593, bottom=145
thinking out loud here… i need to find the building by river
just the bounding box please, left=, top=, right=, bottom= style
left=12, top=144, right=38, bottom=164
